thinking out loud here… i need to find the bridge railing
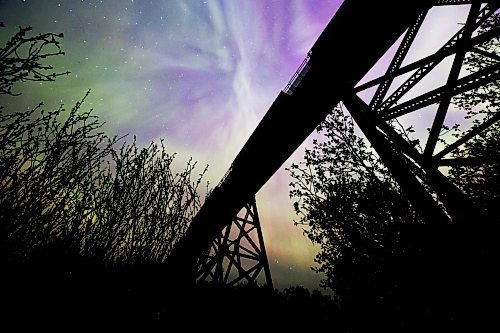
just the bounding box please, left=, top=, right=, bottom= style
left=283, top=51, right=312, bottom=95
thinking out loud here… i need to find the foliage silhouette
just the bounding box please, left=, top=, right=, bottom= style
left=289, top=12, right=499, bottom=331
left=0, top=23, right=344, bottom=330
left=448, top=12, right=500, bottom=221
left=288, top=106, right=425, bottom=330
left=288, top=105, right=420, bottom=292
left=0, top=24, right=207, bottom=267
left=0, top=24, right=344, bottom=331
left=0, top=24, right=69, bottom=96
left=0, top=24, right=220, bottom=329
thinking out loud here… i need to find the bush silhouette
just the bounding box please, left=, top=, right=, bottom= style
left=288, top=12, right=500, bottom=331
left=0, top=24, right=207, bottom=267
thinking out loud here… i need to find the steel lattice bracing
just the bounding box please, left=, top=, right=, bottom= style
left=374, top=3, right=497, bottom=113
left=168, top=0, right=498, bottom=285
left=349, top=0, right=499, bottom=224
left=196, top=199, right=273, bottom=288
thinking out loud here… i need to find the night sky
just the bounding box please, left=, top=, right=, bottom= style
left=0, top=1, right=473, bottom=289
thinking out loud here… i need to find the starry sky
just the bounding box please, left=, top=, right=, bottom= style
left=0, top=0, right=474, bottom=289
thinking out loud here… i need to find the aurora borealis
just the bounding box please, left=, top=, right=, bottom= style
left=0, top=1, right=475, bottom=289
left=1, top=0, right=343, bottom=288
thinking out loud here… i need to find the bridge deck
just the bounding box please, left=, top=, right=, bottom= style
left=168, top=0, right=435, bottom=281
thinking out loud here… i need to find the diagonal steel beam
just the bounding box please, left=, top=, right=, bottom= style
left=168, top=0, right=436, bottom=285
left=377, top=3, right=494, bottom=112
left=471, top=46, right=500, bottom=62
left=355, top=24, right=499, bottom=93
left=433, top=111, right=500, bottom=160
left=380, top=62, right=500, bottom=120
left=343, top=92, right=451, bottom=224
left=370, top=11, right=428, bottom=109
left=351, top=92, right=488, bottom=225
left=439, top=156, right=500, bottom=166
left=424, top=2, right=482, bottom=159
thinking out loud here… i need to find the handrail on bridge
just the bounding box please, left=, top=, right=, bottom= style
left=283, top=51, right=312, bottom=95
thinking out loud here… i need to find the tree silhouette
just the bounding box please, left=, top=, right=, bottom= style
left=0, top=24, right=207, bottom=267
left=288, top=12, right=499, bottom=330
left=0, top=24, right=69, bottom=96
left=288, top=105, right=423, bottom=329
left=447, top=12, right=499, bottom=221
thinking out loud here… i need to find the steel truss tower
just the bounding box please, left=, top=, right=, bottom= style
left=168, top=0, right=499, bottom=286
left=196, top=198, right=273, bottom=288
